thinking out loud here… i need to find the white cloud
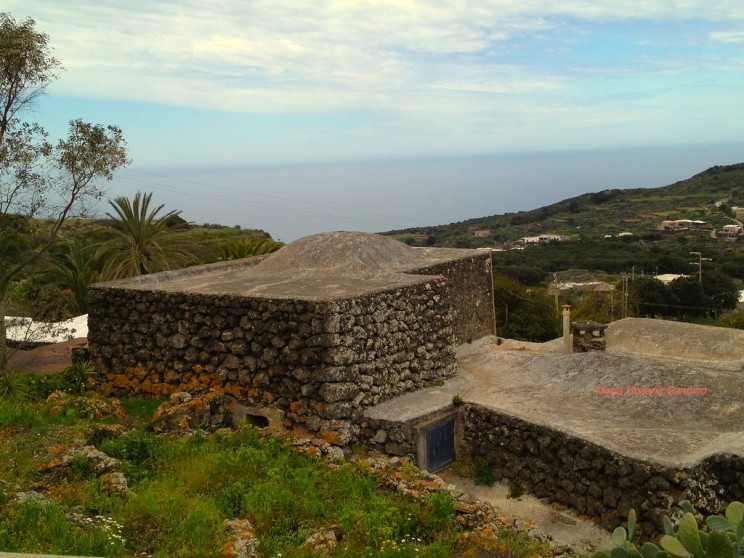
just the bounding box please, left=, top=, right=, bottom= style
left=710, top=30, right=744, bottom=44
left=4, top=0, right=744, bottom=161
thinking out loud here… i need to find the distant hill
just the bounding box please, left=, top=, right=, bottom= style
left=385, top=163, right=744, bottom=248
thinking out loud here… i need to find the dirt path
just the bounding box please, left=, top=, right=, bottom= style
left=438, top=468, right=613, bottom=553
left=6, top=338, right=87, bottom=374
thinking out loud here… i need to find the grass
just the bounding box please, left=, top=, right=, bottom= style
left=0, top=391, right=555, bottom=558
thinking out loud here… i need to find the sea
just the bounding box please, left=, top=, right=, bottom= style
left=110, top=142, right=744, bottom=242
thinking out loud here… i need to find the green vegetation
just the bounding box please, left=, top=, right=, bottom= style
left=0, top=378, right=551, bottom=557
left=717, top=309, right=744, bottom=330
left=596, top=500, right=744, bottom=558
left=99, top=191, right=193, bottom=279
left=473, top=461, right=496, bottom=487
left=387, top=164, right=744, bottom=331
left=386, top=163, right=744, bottom=249
left=219, top=236, right=282, bottom=260
left=1, top=13, right=130, bottom=370
left=494, top=273, right=561, bottom=342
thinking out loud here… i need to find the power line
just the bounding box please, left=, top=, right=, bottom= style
left=116, top=169, right=422, bottom=230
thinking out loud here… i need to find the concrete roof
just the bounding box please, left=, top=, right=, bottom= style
left=94, top=231, right=484, bottom=300
left=366, top=319, right=744, bottom=467
left=607, top=317, right=744, bottom=370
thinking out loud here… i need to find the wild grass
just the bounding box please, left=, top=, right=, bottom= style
left=0, top=394, right=553, bottom=557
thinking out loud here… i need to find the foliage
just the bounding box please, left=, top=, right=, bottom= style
left=507, top=480, right=523, bottom=499
left=473, top=460, right=496, bottom=487
left=0, top=368, right=23, bottom=398
left=494, top=273, right=561, bottom=342
left=0, top=394, right=552, bottom=557
left=0, top=13, right=129, bottom=373
left=629, top=274, right=738, bottom=320
left=97, top=429, right=158, bottom=484
left=571, top=282, right=623, bottom=323
left=219, top=235, right=282, bottom=260
left=98, top=191, right=193, bottom=279
left=14, top=359, right=94, bottom=400
left=387, top=163, right=744, bottom=250
left=5, top=274, right=77, bottom=320
left=716, top=310, right=744, bottom=330
left=595, top=500, right=744, bottom=558
left=45, top=236, right=101, bottom=314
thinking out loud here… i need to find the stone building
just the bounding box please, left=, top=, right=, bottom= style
left=87, top=231, right=494, bottom=443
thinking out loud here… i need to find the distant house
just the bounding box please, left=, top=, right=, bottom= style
left=661, top=219, right=706, bottom=230
left=722, top=224, right=742, bottom=237
left=618, top=231, right=633, bottom=237
left=656, top=274, right=688, bottom=284
left=472, top=229, right=491, bottom=238
left=518, top=234, right=564, bottom=246
left=519, top=236, right=542, bottom=245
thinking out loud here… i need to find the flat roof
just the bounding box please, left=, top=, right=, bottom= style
left=367, top=319, right=744, bottom=468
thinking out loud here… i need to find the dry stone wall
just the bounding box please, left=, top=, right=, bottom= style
left=88, top=278, right=457, bottom=442
left=463, top=404, right=744, bottom=539
left=412, top=251, right=494, bottom=344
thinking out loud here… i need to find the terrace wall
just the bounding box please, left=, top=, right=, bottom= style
left=462, top=404, right=744, bottom=539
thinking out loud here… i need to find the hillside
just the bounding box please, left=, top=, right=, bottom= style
left=386, top=163, right=744, bottom=248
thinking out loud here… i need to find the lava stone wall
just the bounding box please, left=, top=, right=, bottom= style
left=412, top=252, right=495, bottom=344
left=463, top=404, right=744, bottom=539
left=87, top=278, right=457, bottom=441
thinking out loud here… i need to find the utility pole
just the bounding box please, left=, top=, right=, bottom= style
left=689, top=251, right=712, bottom=282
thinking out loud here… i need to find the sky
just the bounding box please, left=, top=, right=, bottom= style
left=5, top=1, right=744, bottom=240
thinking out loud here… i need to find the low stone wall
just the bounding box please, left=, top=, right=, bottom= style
left=358, top=416, right=418, bottom=457
left=88, top=278, right=457, bottom=443
left=412, top=250, right=494, bottom=344
left=462, top=404, right=744, bottom=538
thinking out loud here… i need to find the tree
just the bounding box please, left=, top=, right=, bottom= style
left=493, top=273, right=561, bottom=342
left=99, top=191, right=192, bottom=279
left=668, top=277, right=706, bottom=318
left=0, top=14, right=129, bottom=370
left=219, top=236, right=281, bottom=260
left=629, top=276, right=678, bottom=318
left=46, top=236, right=101, bottom=314
left=701, top=270, right=738, bottom=316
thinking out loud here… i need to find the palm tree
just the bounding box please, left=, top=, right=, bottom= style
left=46, top=236, right=101, bottom=314
left=219, top=236, right=282, bottom=260
left=99, top=192, right=192, bottom=279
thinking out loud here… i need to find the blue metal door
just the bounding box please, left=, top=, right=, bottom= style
left=426, top=416, right=455, bottom=471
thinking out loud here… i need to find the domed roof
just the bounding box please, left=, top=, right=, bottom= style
left=250, top=231, right=429, bottom=279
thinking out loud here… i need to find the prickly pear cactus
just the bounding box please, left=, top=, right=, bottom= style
left=599, top=501, right=744, bottom=558
left=677, top=513, right=705, bottom=558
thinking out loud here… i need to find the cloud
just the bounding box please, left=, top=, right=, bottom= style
left=4, top=0, right=744, bottom=161
left=710, top=30, right=744, bottom=44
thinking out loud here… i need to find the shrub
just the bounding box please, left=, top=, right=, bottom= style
left=69, top=455, right=92, bottom=479
left=0, top=370, right=25, bottom=399
left=473, top=461, right=495, bottom=487
left=97, top=429, right=157, bottom=484
left=218, top=481, right=248, bottom=517
left=717, top=309, right=744, bottom=330
left=507, top=480, right=523, bottom=499
left=19, top=360, right=95, bottom=401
